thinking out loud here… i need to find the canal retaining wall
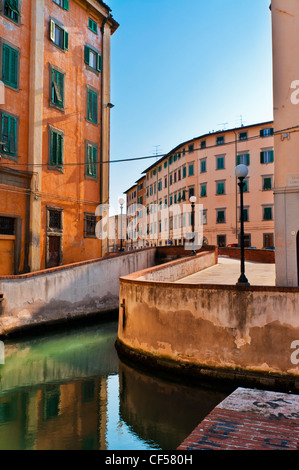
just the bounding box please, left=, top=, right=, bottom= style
left=116, top=251, right=299, bottom=390
left=0, top=248, right=157, bottom=336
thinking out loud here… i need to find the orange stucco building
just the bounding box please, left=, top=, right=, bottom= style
left=0, top=0, right=118, bottom=274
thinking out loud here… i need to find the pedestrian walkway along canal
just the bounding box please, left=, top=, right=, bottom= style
left=0, top=320, right=233, bottom=450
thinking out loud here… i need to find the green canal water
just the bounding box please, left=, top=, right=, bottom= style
left=0, top=320, right=234, bottom=450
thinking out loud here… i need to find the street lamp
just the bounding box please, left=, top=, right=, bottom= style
left=119, top=197, right=125, bottom=252
left=235, top=164, right=250, bottom=285
left=190, top=195, right=197, bottom=256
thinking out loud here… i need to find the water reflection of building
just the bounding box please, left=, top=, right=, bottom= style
left=118, top=360, right=233, bottom=450
left=0, top=377, right=108, bottom=450
left=0, top=322, right=119, bottom=450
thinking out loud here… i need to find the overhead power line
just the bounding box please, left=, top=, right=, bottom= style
left=0, top=125, right=298, bottom=169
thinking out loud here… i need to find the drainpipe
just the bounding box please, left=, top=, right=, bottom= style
left=100, top=13, right=111, bottom=256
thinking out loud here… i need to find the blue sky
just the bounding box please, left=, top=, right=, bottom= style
left=108, top=0, right=273, bottom=212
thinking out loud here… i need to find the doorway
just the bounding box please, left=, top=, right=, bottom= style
left=48, top=236, right=61, bottom=268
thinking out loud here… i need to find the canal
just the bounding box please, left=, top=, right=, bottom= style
left=0, top=320, right=234, bottom=450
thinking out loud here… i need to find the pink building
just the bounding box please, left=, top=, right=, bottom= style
left=124, top=122, right=275, bottom=249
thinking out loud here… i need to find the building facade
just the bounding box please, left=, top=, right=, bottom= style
left=271, top=0, right=299, bottom=287
left=124, top=122, right=275, bottom=249
left=0, top=0, right=118, bottom=275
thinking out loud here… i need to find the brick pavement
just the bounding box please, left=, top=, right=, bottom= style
left=178, top=387, right=299, bottom=450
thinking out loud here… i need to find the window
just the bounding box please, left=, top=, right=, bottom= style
left=0, top=216, right=14, bottom=235
left=216, top=136, right=224, bottom=145
left=263, top=206, right=273, bottom=221
left=243, top=179, right=249, bottom=193
left=84, top=213, right=96, bottom=238
left=49, top=128, right=63, bottom=168
left=50, top=19, right=69, bottom=50
left=200, top=184, right=207, bottom=198
left=88, top=18, right=97, bottom=34
left=158, top=180, right=162, bottom=191
left=263, top=176, right=273, bottom=191
left=87, top=88, right=98, bottom=124
left=202, top=209, right=207, bottom=225
left=201, top=140, right=206, bottom=149
left=2, top=43, right=19, bottom=89
left=216, top=209, right=226, bottom=224
left=174, top=154, right=177, bottom=162
left=188, top=144, right=194, bottom=153
left=189, top=187, right=194, bottom=198
left=53, top=0, right=69, bottom=10
left=49, top=209, right=62, bottom=230
left=200, top=159, right=206, bottom=173
left=239, top=131, right=248, bottom=141
left=4, top=0, right=21, bottom=23
left=239, top=207, right=249, bottom=222
left=216, top=156, right=225, bottom=170
left=1, top=112, right=18, bottom=157
left=260, top=150, right=274, bottom=164
left=174, top=172, right=177, bottom=183
left=169, top=155, right=173, bottom=165
left=178, top=169, right=181, bottom=181
left=260, top=128, right=274, bottom=137
left=84, top=46, right=102, bottom=72
left=237, top=153, right=250, bottom=166
left=86, top=142, right=97, bottom=178
left=170, top=196, right=173, bottom=206
left=169, top=174, right=173, bottom=185
left=217, top=235, right=226, bottom=247
left=158, top=165, right=162, bottom=172
left=263, top=233, right=274, bottom=248
left=182, top=166, right=186, bottom=178
left=216, top=181, right=225, bottom=195
left=51, top=68, right=64, bottom=108
left=164, top=160, right=167, bottom=169
left=188, top=164, right=194, bottom=176
left=164, top=177, right=167, bottom=188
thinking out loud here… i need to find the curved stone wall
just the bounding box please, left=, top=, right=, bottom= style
left=117, top=251, right=299, bottom=389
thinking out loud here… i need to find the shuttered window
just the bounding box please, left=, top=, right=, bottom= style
left=2, top=43, right=18, bottom=89
left=87, top=89, right=98, bottom=124
left=1, top=113, right=17, bottom=156
left=260, top=150, right=274, bottom=164
left=86, top=143, right=97, bottom=178
left=53, top=0, right=69, bottom=11
left=237, top=153, right=250, bottom=166
left=4, top=0, right=20, bottom=23
left=51, top=69, right=64, bottom=108
left=84, top=46, right=102, bottom=72
left=50, top=129, right=63, bottom=168
left=49, top=20, right=69, bottom=51
left=88, top=18, right=97, bottom=34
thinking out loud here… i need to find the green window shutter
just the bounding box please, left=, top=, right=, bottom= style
left=64, top=30, right=69, bottom=51
left=97, top=54, right=102, bottom=72
left=260, top=151, right=264, bottom=164
left=260, top=130, right=264, bottom=137
left=270, top=128, right=274, bottom=136
left=1, top=114, right=17, bottom=155
left=246, top=154, right=250, bottom=166
left=183, top=166, right=186, bottom=178
left=63, top=0, right=69, bottom=11
left=237, top=155, right=241, bottom=165
left=52, top=69, right=64, bottom=107
left=87, top=90, right=97, bottom=123
left=50, top=130, right=63, bottom=166
left=270, top=150, right=274, bottom=163
left=84, top=46, right=90, bottom=64
left=2, top=44, right=18, bottom=89
left=57, top=133, right=63, bottom=166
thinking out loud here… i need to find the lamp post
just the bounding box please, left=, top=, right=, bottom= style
left=235, top=165, right=250, bottom=285
left=119, top=198, right=125, bottom=252
left=189, top=195, right=197, bottom=256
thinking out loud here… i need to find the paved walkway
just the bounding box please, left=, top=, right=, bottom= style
left=176, top=256, right=275, bottom=286
left=178, top=388, right=299, bottom=450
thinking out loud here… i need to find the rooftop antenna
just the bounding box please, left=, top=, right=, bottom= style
left=236, top=115, right=245, bottom=127
left=217, top=122, right=228, bottom=130
left=153, top=145, right=162, bottom=161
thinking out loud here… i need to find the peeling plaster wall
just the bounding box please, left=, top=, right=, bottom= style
left=0, top=248, right=156, bottom=335
left=118, top=274, right=299, bottom=380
